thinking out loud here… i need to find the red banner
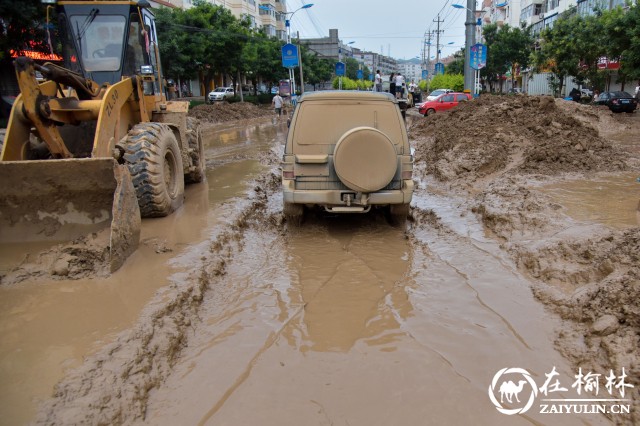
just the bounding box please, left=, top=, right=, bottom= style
left=10, top=50, right=63, bottom=61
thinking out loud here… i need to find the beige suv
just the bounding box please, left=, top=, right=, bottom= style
left=282, top=91, right=414, bottom=224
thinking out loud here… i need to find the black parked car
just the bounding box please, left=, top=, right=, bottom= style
left=595, top=91, right=637, bottom=113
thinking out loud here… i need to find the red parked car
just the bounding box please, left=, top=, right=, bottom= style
left=419, top=92, right=472, bottom=116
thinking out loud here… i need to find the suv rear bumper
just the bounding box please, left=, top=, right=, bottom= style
left=282, top=179, right=414, bottom=206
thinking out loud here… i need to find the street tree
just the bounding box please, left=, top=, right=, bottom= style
left=446, top=49, right=465, bottom=75
left=155, top=1, right=250, bottom=92
left=602, top=3, right=640, bottom=85
left=482, top=23, right=533, bottom=92
left=300, top=45, right=333, bottom=90
left=247, top=34, right=288, bottom=92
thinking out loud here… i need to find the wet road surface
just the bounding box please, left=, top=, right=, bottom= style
left=1, top=117, right=625, bottom=425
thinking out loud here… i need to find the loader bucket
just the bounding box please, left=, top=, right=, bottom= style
left=0, top=159, right=141, bottom=273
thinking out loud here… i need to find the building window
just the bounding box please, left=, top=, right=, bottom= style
left=263, top=24, right=276, bottom=36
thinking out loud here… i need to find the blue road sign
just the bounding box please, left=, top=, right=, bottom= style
left=369, top=73, right=374, bottom=81
left=422, top=69, right=428, bottom=79
left=357, top=69, right=363, bottom=80
left=470, top=43, right=487, bottom=70
left=434, top=62, right=445, bottom=75
left=335, top=61, right=346, bottom=76
left=281, top=43, right=299, bottom=68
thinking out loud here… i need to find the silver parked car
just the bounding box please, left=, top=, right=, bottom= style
left=207, top=87, right=234, bottom=103
left=425, top=88, right=454, bottom=101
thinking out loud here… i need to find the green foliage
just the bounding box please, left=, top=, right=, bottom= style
left=188, top=99, right=206, bottom=109
left=300, top=44, right=334, bottom=89
left=344, top=57, right=371, bottom=81
left=155, top=2, right=251, bottom=86
left=446, top=49, right=465, bottom=75
left=227, top=93, right=273, bottom=104
left=331, top=77, right=373, bottom=90
left=243, top=33, right=288, bottom=90
left=533, top=4, right=640, bottom=92
left=427, top=74, right=464, bottom=92
left=482, top=23, right=534, bottom=89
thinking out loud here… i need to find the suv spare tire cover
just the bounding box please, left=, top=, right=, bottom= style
left=333, top=126, right=397, bottom=193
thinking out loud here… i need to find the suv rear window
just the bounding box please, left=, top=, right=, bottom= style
left=293, top=101, right=403, bottom=145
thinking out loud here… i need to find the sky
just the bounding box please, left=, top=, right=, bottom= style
left=285, top=0, right=471, bottom=61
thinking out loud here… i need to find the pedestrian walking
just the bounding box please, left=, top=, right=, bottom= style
left=635, top=80, right=640, bottom=101
left=181, top=82, right=188, bottom=97
left=375, top=70, right=382, bottom=92
left=272, top=92, right=284, bottom=122
left=389, top=73, right=396, bottom=97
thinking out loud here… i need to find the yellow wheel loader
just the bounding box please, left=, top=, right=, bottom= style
left=0, top=0, right=205, bottom=272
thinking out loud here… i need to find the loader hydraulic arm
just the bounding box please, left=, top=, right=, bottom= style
left=14, top=57, right=73, bottom=159
left=36, top=61, right=102, bottom=100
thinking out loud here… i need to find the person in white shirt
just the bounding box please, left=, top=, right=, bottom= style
left=635, top=81, right=640, bottom=100
left=272, top=93, right=284, bottom=121
left=375, top=70, right=382, bottom=92
left=394, top=73, right=405, bottom=99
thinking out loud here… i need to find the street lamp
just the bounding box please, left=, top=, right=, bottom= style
left=285, top=4, right=314, bottom=43
left=261, top=3, right=314, bottom=98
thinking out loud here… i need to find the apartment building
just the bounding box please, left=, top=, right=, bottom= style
left=180, top=0, right=287, bottom=41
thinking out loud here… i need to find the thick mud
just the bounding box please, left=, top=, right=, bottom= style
left=0, top=96, right=638, bottom=425
left=409, top=96, right=640, bottom=424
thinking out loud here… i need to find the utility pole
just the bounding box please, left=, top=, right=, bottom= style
left=464, top=0, right=477, bottom=92
left=424, top=31, right=433, bottom=73
left=297, top=31, right=305, bottom=94
left=433, top=15, right=444, bottom=68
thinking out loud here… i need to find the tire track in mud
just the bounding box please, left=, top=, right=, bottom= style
left=135, top=208, right=420, bottom=425
left=34, top=165, right=285, bottom=425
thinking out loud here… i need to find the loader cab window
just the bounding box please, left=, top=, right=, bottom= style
left=143, top=12, right=161, bottom=94
left=123, top=15, right=150, bottom=77
left=69, top=14, right=126, bottom=72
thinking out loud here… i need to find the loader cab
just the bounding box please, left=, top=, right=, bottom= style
left=57, top=1, right=162, bottom=89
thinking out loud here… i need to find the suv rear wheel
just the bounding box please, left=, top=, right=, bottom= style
left=284, top=201, right=304, bottom=225
left=388, top=203, right=410, bottom=226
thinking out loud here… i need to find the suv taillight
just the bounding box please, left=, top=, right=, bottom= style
left=401, top=154, right=414, bottom=180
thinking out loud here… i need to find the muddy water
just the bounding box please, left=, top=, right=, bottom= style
left=142, top=197, right=609, bottom=424
left=538, top=172, right=640, bottom=229
left=0, top=120, right=281, bottom=425
left=2, top=117, right=619, bottom=425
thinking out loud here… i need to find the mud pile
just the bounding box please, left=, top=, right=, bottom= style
left=188, top=102, right=272, bottom=124
left=0, top=232, right=112, bottom=285
left=410, top=95, right=640, bottom=424
left=409, top=95, right=628, bottom=183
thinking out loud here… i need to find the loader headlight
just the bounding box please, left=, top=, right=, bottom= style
left=140, top=65, right=154, bottom=75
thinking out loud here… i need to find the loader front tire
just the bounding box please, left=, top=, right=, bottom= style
left=122, top=123, right=184, bottom=217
